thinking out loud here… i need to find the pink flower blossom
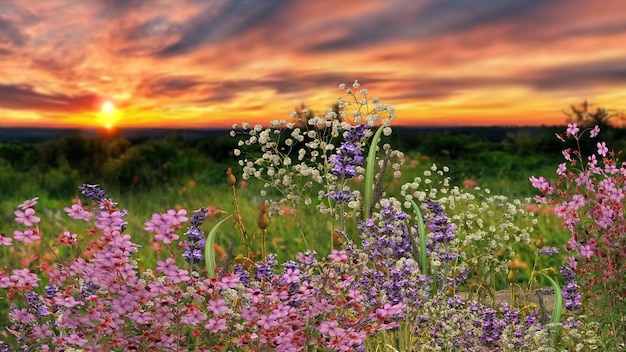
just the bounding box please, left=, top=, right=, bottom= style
left=164, top=209, right=188, bottom=226
left=205, top=317, right=228, bottom=332
left=597, top=141, right=608, bottom=157
left=14, top=208, right=41, bottom=226
left=0, top=233, right=13, bottom=246
left=207, top=299, right=228, bottom=315
left=9, top=268, right=40, bottom=289
left=13, top=229, right=41, bottom=243
left=590, top=125, right=600, bottom=138
left=17, top=197, right=39, bottom=210
left=566, top=123, right=579, bottom=136
left=64, top=203, right=92, bottom=221
left=579, top=244, right=594, bottom=259
left=328, top=249, right=348, bottom=262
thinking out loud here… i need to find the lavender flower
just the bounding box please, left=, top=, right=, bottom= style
left=328, top=124, right=368, bottom=179
left=560, top=265, right=581, bottom=311
left=424, top=198, right=458, bottom=262
left=79, top=184, right=108, bottom=203
left=539, top=247, right=559, bottom=256
left=182, top=207, right=208, bottom=264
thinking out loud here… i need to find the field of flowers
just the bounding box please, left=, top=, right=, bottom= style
left=0, top=82, right=624, bottom=351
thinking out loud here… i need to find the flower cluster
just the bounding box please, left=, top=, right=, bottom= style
left=532, top=123, right=625, bottom=348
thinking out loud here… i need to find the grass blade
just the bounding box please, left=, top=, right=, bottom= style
left=540, top=273, right=563, bottom=347
left=409, top=200, right=429, bottom=275
left=205, top=216, right=232, bottom=277
left=363, top=119, right=391, bottom=220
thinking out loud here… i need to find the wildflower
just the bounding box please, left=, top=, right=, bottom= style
left=17, top=197, right=39, bottom=210
left=566, top=123, right=579, bottom=136
left=64, top=203, right=92, bottom=221
left=14, top=208, right=41, bottom=227
left=79, top=184, right=108, bottom=203
left=328, top=124, right=368, bottom=179
left=0, top=233, right=12, bottom=246
left=539, top=247, right=559, bottom=256
left=13, top=229, right=41, bottom=243
left=182, top=207, right=208, bottom=264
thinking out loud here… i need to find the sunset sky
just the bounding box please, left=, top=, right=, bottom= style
left=1, top=0, right=625, bottom=129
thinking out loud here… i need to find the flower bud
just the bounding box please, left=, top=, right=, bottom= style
left=226, top=167, right=236, bottom=187
left=257, top=203, right=270, bottom=230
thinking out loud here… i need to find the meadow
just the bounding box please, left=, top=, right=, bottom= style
left=0, top=85, right=625, bottom=350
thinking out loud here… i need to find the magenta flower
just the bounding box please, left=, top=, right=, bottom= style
left=156, top=258, right=179, bottom=276
left=328, top=249, right=348, bottom=262
left=13, top=229, right=41, bottom=243
left=597, top=141, right=608, bottom=157
left=164, top=208, right=188, bottom=226
left=0, top=233, right=12, bottom=246
left=9, top=268, right=41, bottom=289
left=207, top=299, right=229, bottom=315
left=14, top=208, right=41, bottom=227
left=566, top=123, right=579, bottom=136
left=17, top=197, right=39, bottom=210
left=64, top=203, right=93, bottom=221
left=590, top=125, right=600, bottom=138
left=205, top=317, right=228, bottom=333
left=579, top=244, right=594, bottom=259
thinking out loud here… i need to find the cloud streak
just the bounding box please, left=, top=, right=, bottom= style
left=0, top=0, right=625, bottom=128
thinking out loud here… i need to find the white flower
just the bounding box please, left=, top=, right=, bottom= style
left=339, top=83, right=346, bottom=90
left=352, top=80, right=360, bottom=89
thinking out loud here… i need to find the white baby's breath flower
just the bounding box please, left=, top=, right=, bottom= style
left=352, top=80, right=360, bottom=89
left=339, top=83, right=346, bottom=90
left=234, top=149, right=241, bottom=156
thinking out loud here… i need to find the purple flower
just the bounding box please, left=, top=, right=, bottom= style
left=328, top=124, right=368, bottom=179
left=14, top=208, right=41, bottom=227
left=539, top=247, right=559, bottom=256
left=17, top=197, right=39, bottom=210
left=182, top=207, right=208, bottom=264
left=12, top=229, right=41, bottom=243
left=79, top=184, right=108, bottom=203
left=0, top=233, right=12, bottom=246
left=64, top=203, right=93, bottom=221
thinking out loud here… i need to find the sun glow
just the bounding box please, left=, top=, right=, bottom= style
left=98, top=101, right=118, bottom=130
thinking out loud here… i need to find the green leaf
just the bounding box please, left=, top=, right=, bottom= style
left=205, top=216, right=232, bottom=277
left=540, top=273, right=563, bottom=347
left=363, top=119, right=391, bottom=220
left=410, top=199, right=429, bottom=276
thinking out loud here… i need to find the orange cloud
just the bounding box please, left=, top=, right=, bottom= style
left=0, top=0, right=625, bottom=129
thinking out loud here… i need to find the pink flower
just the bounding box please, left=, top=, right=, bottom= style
left=566, top=123, right=579, bottom=136
left=579, top=244, right=594, bottom=259
left=597, top=141, right=608, bottom=157
left=164, top=209, right=188, bottom=226
left=9, top=268, right=40, bottom=289
left=557, top=163, right=567, bottom=176
left=156, top=258, right=179, bottom=276
left=17, top=197, right=39, bottom=210
left=590, top=125, right=600, bottom=138
left=14, top=208, right=41, bottom=227
left=207, top=299, right=228, bottom=315
left=282, top=268, right=300, bottom=284
left=13, top=229, right=41, bottom=243
left=0, top=233, right=13, bottom=246
left=53, top=296, right=83, bottom=308
left=205, top=318, right=228, bottom=332
left=328, top=249, right=348, bottom=262
left=64, top=203, right=92, bottom=221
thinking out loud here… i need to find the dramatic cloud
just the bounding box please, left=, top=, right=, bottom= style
left=0, top=0, right=625, bottom=128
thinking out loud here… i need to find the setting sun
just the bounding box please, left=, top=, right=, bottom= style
left=101, top=101, right=115, bottom=114
left=98, top=101, right=119, bottom=130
